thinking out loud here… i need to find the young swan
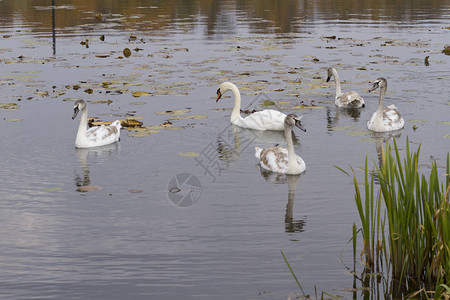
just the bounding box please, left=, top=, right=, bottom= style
left=216, top=82, right=286, bottom=131
left=326, top=67, right=365, bottom=108
left=367, top=77, right=404, bottom=132
left=72, top=100, right=121, bottom=148
left=255, top=114, right=306, bottom=175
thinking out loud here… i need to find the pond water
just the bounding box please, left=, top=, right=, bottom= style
left=0, top=1, right=449, bottom=299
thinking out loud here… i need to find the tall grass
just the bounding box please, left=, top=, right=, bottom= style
left=348, top=137, right=450, bottom=297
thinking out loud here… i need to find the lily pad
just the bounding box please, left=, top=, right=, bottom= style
left=123, top=48, right=132, bottom=57
left=127, top=131, right=151, bottom=137
left=155, top=109, right=190, bottom=115
left=132, top=91, right=152, bottom=97
left=443, top=134, right=450, bottom=139
left=261, top=100, right=275, bottom=106
left=77, top=185, right=102, bottom=192
left=0, top=103, right=19, bottom=110
left=4, top=118, right=24, bottom=122
left=178, top=152, right=200, bottom=157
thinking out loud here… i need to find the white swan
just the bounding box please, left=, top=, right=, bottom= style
left=367, top=77, right=404, bottom=132
left=255, top=113, right=306, bottom=175
left=216, top=82, right=286, bottom=131
left=72, top=100, right=121, bottom=148
left=326, top=67, right=365, bottom=108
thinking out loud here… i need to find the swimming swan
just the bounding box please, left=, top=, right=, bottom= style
left=367, top=77, right=404, bottom=132
left=326, top=67, right=365, bottom=108
left=216, top=82, right=286, bottom=131
left=72, top=100, right=121, bottom=148
left=255, top=114, right=306, bottom=175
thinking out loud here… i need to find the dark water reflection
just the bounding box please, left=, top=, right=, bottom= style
left=0, top=1, right=450, bottom=299
left=1, top=0, right=450, bottom=37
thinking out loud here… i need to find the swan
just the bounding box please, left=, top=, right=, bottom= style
left=367, top=77, right=404, bottom=132
left=255, top=113, right=306, bottom=175
left=216, top=82, right=286, bottom=131
left=326, top=67, right=365, bottom=108
left=72, top=100, right=121, bottom=148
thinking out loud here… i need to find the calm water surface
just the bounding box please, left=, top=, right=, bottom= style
left=0, top=1, right=449, bottom=299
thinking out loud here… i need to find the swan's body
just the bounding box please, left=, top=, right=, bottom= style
left=72, top=100, right=121, bottom=148
left=255, top=114, right=306, bottom=175
left=367, top=77, right=404, bottom=132
left=327, top=67, right=365, bottom=108
left=216, top=82, right=286, bottom=131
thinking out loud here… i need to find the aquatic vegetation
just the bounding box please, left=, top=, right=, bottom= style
left=342, top=138, right=450, bottom=298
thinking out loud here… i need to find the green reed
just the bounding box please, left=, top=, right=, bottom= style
left=348, top=137, right=450, bottom=297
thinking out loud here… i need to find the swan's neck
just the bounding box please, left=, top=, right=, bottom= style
left=76, top=106, right=88, bottom=142
left=285, top=126, right=299, bottom=171
left=229, top=84, right=243, bottom=123
left=376, top=86, right=386, bottom=118
left=332, top=69, right=342, bottom=96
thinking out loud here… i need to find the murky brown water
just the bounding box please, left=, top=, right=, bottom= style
left=0, top=1, right=449, bottom=299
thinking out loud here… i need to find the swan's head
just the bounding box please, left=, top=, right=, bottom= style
left=72, top=100, right=86, bottom=119
left=369, top=77, right=387, bottom=93
left=285, top=113, right=306, bottom=132
left=326, top=67, right=335, bottom=82
left=216, top=82, right=236, bottom=102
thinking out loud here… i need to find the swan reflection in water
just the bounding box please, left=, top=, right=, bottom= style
left=371, top=131, right=402, bottom=168
left=326, top=106, right=363, bottom=131
left=74, top=143, right=120, bottom=192
left=259, top=169, right=306, bottom=233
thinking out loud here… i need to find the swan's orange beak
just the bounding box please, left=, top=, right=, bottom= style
left=216, top=88, right=222, bottom=102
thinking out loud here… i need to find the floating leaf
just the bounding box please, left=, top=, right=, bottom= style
left=121, top=119, right=143, bottom=127
left=438, top=121, right=450, bottom=126
left=127, top=131, right=151, bottom=137
left=179, top=152, right=200, bottom=157
left=409, top=119, right=426, bottom=124
left=90, top=99, right=112, bottom=105
left=155, top=109, right=190, bottom=115
left=77, top=185, right=102, bottom=192
left=4, top=118, right=24, bottom=122
left=262, top=100, right=275, bottom=106
left=0, top=103, right=19, bottom=110
left=128, top=189, right=143, bottom=193
left=442, top=46, right=450, bottom=55
left=123, top=48, right=132, bottom=57
left=129, top=102, right=146, bottom=105
left=132, top=91, right=151, bottom=97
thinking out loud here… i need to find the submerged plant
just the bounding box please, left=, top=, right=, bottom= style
left=344, top=137, right=450, bottom=298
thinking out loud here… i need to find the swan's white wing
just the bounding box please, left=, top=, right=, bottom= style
left=86, top=121, right=121, bottom=146
left=239, top=109, right=286, bottom=131
left=367, top=106, right=404, bottom=132
left=258, top=146, right=289, bottom=173
left=383, top=105, right=404, bottom=130
left=336, top=91, right=365, bottom=108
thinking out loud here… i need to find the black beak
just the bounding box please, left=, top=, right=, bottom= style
left=369, top=82, right=379, bottom=93
left=216, top=88, right=222, bottom=102
left=326, top=76, right=331, bottom=83
left=72, top=107, right=79, bottom=119
left=295, top=119, right=306, bottom=132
